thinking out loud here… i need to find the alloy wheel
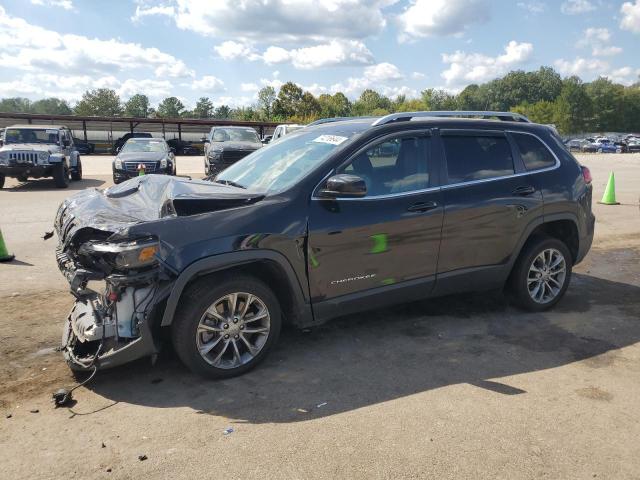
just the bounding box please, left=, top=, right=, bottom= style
left=196, top=292, right=271, bottom=369
left=527, top=248, right=567, bottom=304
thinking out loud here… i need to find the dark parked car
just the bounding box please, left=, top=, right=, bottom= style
left=72, top=137, right=95, bottom=155
left=112, top=137, right=176, bottom=184
left=565, top=139, right=584, bottom=152
left=113, top=132, right=152, bottom=153
left=55, top=110, right=594, bottom=379
left=203, top=126, right=262, bottom=175
left=166, top=138, right=200, bottom=156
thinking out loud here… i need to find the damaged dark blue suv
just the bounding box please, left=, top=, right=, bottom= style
left=55, top=111, right=595, bottom=378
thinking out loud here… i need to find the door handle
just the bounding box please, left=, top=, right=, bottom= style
left=407, top=201, right=438, bottom=212
left=512, top=185, right=536, bottom=196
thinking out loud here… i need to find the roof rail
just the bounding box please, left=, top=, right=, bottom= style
left=306, top=116, right=374, bottom=127
left=371, top=110, right=531, bottom=127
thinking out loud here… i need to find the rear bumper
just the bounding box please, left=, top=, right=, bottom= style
left=576, top=211, right=595, bottom=265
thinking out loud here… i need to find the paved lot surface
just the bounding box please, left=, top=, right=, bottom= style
left=0, top=153, right=639, bottom=479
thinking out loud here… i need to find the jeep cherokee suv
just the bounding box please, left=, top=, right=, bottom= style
left=0, top=124, right=82, bottom=188
left=54, top=111, right=594, bottom=378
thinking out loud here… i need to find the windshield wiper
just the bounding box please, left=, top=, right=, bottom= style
left=215, top=179, right=246, bottom=189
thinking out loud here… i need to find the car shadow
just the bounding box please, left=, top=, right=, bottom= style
left=86, top=272, right=640, bottom=424
left=4, top=178, right=105, bottom=191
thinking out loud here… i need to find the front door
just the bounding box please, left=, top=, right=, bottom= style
left=308, top=132, right=443, bottom=320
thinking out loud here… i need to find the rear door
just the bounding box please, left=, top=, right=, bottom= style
left=308, top=130, right=443, bottom=319
left=435, top=129, right=543, bottom=293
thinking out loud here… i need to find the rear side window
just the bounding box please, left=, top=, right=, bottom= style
left=512, top=132, right=556, bottom=171
left=442, top=134, right=514, bottom=184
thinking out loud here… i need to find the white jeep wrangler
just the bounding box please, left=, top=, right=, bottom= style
left=0, top=124, right=82, bottom=188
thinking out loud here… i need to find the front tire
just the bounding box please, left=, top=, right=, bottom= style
left=71, top=157, right=82, bottom=181
left=509, top=237, right=572, bottom=311
left=52, top=162, right=70, bottom=188
left=0, top=174, right=4, bottom=189
left=172, top=274, right=282, bottom=379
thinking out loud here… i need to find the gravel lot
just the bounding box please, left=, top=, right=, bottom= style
left=0, top=153, right=639, bottom=479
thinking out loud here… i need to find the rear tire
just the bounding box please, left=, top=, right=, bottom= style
left=71, top=158, right=82, bottom=181
left=17, top=175, right=28, bottom=182
left=53, top=162, right=70, bottom=188
left=172, top=274, right=282, bottom=379
left=509, top=236, right=572, bottom=311
left=0, top=174, right=4, bottom=189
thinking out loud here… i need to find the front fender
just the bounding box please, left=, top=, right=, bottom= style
left=159, top=250, right=312, bottom=327
left=69, top=150, right=79, bottom=167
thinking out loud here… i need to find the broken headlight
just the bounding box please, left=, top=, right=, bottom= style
left=79, top=237, right=159, bottom=270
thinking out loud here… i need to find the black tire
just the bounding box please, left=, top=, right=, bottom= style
left=112, top=175, right=121, bottom=185
left=71, top=158, right=82, bottom=181
left=17, top=175, right=28, bottom=182
left=172, top=274, right=282, bottom=379
left=53, top=162, right=70, bottom=188
left=509, top=236, right=573, bottom=312
left=0, top=174, right=4, bottom=189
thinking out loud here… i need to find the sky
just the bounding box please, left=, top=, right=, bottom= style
left=0, top=0, right=639, bottom=109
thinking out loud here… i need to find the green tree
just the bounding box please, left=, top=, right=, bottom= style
left=511, top=100, right=556, bottom=125
left=586, top=77, right=624, bottom=131
left=31, top=97, right=72, bottom=115
left=395, top=98, right=426, bottom=112
left=552, top=77, right=593, bottom=133
left=193, top=97, right=213, bottom=118
left=213, top=105, right=231, bottom=119
left=257, top=86, right=276, bottom=120
left=0, top=97, right=32, bottom=113
left=156, top=96, right=185, bottom=118
left=296, top=91, right=321, bottom=119
left=421, top=88, right=456, bottom=110
left=456, top=85, right=485, bottom=110
left=74, top=88, right=122, bottom=116
left=317, top=92, right=351, bottom=118
left=123, top=94, right=150, bottom=117
left=352, top=89, right=391, bottom=115
left=273, top=82, right=304, bottom=119
left=621, top=86, right=640, bottom=134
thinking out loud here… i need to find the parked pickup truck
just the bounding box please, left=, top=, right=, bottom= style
left=54, top=111, right=594, bottom=379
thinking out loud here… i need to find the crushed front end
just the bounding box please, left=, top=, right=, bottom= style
left=55, top=192, right=169, bottom=370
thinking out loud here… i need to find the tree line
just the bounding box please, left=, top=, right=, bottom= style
left=1, top=67, right=638, bottom=134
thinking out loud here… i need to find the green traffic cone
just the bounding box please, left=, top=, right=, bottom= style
left=0, top=228, right=15, bottom=262
left=599, top=171, right=620, bottom=205
left=138, top=164, right=146, bottom=176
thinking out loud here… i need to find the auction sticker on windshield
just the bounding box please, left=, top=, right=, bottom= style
left=312, top=135, right=348, bottom=145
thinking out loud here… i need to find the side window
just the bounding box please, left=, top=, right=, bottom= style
left=340, top=136, right=430, bottom=197
left=512, top=132, right=556, bottom=171
left=442, top=134, right=514, bottom=184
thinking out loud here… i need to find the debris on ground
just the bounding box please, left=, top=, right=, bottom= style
left=101, top=442, right=106, bottom=448
left=6, top=413, right=12, bottom=419
left=297, top=408, right=308, bottom=413
left=106, top=468, right=112, bottom=473
left=42, top=231, right=54, bottom=241
left=223, top=427, right=234, bottom=435
left=316, top=402, right=328, bottom=408
left=138, top=455, right=147, bottom=461
left=52, top=388, right=73, bottom=407
left=29, top=409, right=39, bottom=413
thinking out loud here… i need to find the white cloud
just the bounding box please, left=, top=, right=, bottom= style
left=0, top=6, right=193, bottom=79
left=263, top=40, right=374, bottom=69
left=441, top=40, right=534, bottom=86
left=30, top=0, right=73, bottom=10
left=578, top=28, right=622, bottom=56
left=620, top=0, right=640, bottom=33
left=213, top=40, right=261, bottom=61
left=240, top=83, right=259, bottom=92
left=397, top=0, right=489, bottom=41
left=135, top=0, right=394, bottom=43
left=554, top=57, right=639, bottom=85
left=131, top=4, right=175, bottom=23
left=517, top=1, right=546, bottom=14
left=189, top=75, right=225, bottom=91
left=411, top=72, right=426, bottom=80
left=118, top=78, right=173, bottom=101
left=560, top=0, right=595, bottom=15
left=363, top=62, right=404, bottom=81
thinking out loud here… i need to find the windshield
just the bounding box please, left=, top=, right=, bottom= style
left=121, top=139, right=166, bottom=153
left=4, top=128, right=59, bottom=144
left=216, top=131, right=353, bottom=193
left=212, top=128, right=260, bottom=143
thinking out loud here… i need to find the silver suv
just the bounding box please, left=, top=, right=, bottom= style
left=0, top=124, right=83, bottom=188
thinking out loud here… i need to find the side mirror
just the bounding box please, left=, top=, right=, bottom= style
left=318, top=174, right=367, bottom=199
left=63, top=139, right=70, bottom=147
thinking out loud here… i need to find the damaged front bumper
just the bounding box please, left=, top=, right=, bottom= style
left=59, top=266, right=163, bottom=371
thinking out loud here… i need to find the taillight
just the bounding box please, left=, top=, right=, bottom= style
left=581, top=166, right=592, bottom=184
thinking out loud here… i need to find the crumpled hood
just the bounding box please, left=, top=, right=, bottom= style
left=116, top=151, right=166, bottom=162
left=55, top=175, right=265, bottom=246
left=0, top=144, right=60, bottom=154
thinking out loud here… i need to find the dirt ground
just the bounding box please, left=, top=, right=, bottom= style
left=0, top=153, right=639, bottom=479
